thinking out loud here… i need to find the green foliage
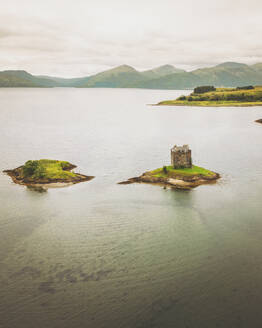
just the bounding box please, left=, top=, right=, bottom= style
left=150, top=165, right=215, bottom=178
left=236, top=85, right=254, bottom=90
left=34, top=164, right=46, bottom=179
left=163, top=166, right=168, bottom=174
left=159, top=86, right=262, bottom=107
left=194, top=86, right=216, bottom=94
left=23, top=160, right=39, bottom=177
left=21, top=159, right=76, bottom=181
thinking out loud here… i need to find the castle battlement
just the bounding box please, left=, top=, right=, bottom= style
left=171, top=144, right=192, bottom=169
left=171, top=144, right=190, bottom=153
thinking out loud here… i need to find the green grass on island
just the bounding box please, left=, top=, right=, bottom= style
left=20, top=159, right=77, bottom=181
left=4, top=159, right=94, bottom=186
left=8, top=159, right=85, bottom=183
left=149, top=165, right=216, bottom=178
left=158, top=86, right=262, bottom=107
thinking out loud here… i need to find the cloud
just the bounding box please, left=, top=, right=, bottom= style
left=0, top=0, right=261, bottom=76
left=0, top=28, right=14, bottom=39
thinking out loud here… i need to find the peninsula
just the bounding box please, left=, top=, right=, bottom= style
left=4, top=159, right=94, bottom=188
left=157, top=86, right=262, bottom=107
left=119, top=145, right=220, bottom=190
left=255, top=119, right=262, bottom=124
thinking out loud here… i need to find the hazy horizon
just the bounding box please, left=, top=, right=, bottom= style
left=1, top=0, right=262, bottom=77
left=2, top=61, right=262, bottom=79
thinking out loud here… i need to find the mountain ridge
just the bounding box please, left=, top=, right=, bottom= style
left=1, top=62, right=262, bottom=89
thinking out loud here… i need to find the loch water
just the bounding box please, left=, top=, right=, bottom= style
left=0, top=88, right=262, bottom=328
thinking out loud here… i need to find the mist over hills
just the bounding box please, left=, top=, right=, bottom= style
left=1, top=62, right=262, bottom=89
left=36, top=75, right=91, bottom=87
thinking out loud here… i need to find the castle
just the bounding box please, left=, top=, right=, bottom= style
left=171, top=145, right=192, bottom=169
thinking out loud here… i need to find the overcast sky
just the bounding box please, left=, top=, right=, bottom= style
left=0, top=0, right=261, bottom=77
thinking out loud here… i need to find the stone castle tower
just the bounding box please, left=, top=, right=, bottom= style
left=171, top=145, right=192, bottom=169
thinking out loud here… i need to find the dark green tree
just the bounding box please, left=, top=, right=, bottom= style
left=22, top=160, right=39, bottom=177
left=236, top=86, right=254, bottom=90
left=163, top=166, right=168, bottom=174
left=194, top=86, right=216, bottom=94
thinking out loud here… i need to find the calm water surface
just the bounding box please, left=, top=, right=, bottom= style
left=0, top=88, right=262, bottom=328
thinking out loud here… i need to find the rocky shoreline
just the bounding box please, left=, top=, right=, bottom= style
left=119, top=171, right=220, bottom=190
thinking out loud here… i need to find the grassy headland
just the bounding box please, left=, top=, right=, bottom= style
left=4, top=159, right=94, bottom=186
left=157, top=86, right=262, bottom=107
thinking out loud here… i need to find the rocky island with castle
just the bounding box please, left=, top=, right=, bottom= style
left=119, top=145, right=220, bottom=190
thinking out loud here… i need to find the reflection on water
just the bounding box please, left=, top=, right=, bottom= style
left=0, top=88, right=262, bottom=328
left=26, top=185, right=47, bottom=193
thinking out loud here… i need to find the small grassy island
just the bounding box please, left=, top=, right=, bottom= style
left=119, top=165, right=219, bottom=190
left=157, top=85, right=262, bottom=107
left=4, top=159, right=94, bottom=189
left=119, top=145, right=220, bottom=190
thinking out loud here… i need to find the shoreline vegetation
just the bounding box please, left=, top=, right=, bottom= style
left=3, top=159, right=94, bottom=190
left=119, top=165, right=220, bottom=190
left=157, top=86, right=262, bottom=107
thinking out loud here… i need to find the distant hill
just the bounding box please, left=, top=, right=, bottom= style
left=134, top=72, right=201, bottom=90
left=0, top=70, right=58, bottom=87
left=140, top=64, right=185, bottom=80
left=252, top=63, right=262, bottom=72
left=79, top=65, right=148, bottom=88
left=37, top=75, right=91, bottom=87
left=133, top=62, right=262, bottom=89
left=1, top=62, right=262, bottom=89
left=191, top=62, right=262, bottom=87
left=78, top=64, right=185, bottom=88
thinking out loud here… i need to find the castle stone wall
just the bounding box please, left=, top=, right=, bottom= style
left=171, top=145, right=192, bottom=169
